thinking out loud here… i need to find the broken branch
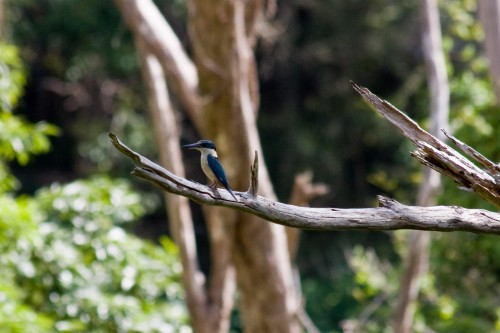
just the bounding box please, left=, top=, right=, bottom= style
left=352, top=82, right=500, bottom=208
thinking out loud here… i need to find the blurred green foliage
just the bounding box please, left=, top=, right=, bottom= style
left=0, top=43, right=26, bottom=109
left=0, top=42, right=59, bottom=191
left=1, top=177, right=189, bottom=332
left=0, top=42, right=188, bottom=332
left=4, top=0, right=500, bottom=332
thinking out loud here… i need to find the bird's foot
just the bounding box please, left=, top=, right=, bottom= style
left=209, top=183, right=221, bottom=198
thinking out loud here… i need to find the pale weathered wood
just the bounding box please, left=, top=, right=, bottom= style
left=109, top=133, right=500, bottom=235
left=352, top=82, right=500, bottom=208
left=443, top=129, right=500, bottom=175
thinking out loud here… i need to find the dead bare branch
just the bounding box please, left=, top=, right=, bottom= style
left=351, top=82, right=500, bottom=208
left=109, top=132, right=500, bottom=235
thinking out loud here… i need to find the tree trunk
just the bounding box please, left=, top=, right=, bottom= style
left=479, top=0, right=500, bottom=103
left=115, top=0, right=302, bottom=331
left=393, top=0, right=449, bottom=331
left=187, top=1, right=301, bottom=331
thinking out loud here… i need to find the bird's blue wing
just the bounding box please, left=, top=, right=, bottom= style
left=207, top=154, right=230, bottom=188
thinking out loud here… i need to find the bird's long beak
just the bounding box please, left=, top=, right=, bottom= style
left=182, top=142, right=200, bottom=149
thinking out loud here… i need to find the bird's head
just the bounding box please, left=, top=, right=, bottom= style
left=183, top=140, right=217, bottom=156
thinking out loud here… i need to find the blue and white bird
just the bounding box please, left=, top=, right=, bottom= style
left=183, top=140, right=238, bottom=201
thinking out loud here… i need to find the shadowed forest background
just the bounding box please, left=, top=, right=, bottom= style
left=1, top=0, right=500, bottom=332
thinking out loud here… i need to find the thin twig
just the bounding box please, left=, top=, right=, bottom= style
left=443, top=129, right=500, bottom=174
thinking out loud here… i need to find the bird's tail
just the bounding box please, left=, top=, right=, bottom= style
left=226, top=186, right=238, bottom=202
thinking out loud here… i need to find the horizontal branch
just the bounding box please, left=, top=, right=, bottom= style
left=109, top=133, right=500, bottom=235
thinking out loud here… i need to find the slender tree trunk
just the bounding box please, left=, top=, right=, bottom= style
left=137, top=42, right=234, bottom=333
left=392, top=0, right=449, bottom=332
left=478, top=0, right=500, bottom=103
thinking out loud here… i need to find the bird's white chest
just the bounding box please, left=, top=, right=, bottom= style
left=200, top=151, right=218, bottom=183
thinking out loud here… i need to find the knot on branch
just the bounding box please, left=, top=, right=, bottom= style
left=378, top=196, right=399, bottom=209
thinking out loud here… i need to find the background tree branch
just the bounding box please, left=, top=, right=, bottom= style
left=114, top=0, right=202, bottom=130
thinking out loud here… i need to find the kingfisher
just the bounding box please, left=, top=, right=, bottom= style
left=183, top=140, right=238, bottom=201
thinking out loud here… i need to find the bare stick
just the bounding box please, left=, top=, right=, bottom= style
left=248, top=150, right=259, bottom=197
